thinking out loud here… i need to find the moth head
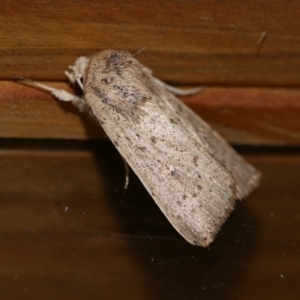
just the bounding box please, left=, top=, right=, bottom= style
left=65, top=56, right=90, bottom=93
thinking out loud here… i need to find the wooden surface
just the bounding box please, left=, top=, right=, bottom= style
left=0, top=139, right=299, bottom=300
left=1, top=3, right=299, bottom=298
left=1, top=81, right=300, bottom=145
left=1, top=0, right=300, bottom=86
left=1, top=1, right=300, bottom=145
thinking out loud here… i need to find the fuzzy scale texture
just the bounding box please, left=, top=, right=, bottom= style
left=21, top=50, right=261, bottom=246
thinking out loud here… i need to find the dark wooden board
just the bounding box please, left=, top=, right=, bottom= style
left=1, top=1, right=300, bottom=86
left=1, top=81, right=300, bottom=145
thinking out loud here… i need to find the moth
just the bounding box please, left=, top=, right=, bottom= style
left=19, top=50, right=260, bottom=246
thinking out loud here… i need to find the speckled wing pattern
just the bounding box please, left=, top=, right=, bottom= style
left=83, top=51, right=260, bottom=246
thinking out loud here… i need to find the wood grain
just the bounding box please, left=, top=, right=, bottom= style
left=1, top=81, right=300, bottom=145
left=0, top=140, right=299, bottom=300
left=1, top=1, right=300, bottom=86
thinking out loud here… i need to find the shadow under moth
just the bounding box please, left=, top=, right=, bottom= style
left=19, top=50, right=260, bottom=246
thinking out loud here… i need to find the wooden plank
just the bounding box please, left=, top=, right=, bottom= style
left=1, top=81, right=300, bottom=145
left=1, top=1, right=300, bottom=86
left=0, top=140, right=299, bottom=299
left=0, top=81, right=104, bottom=140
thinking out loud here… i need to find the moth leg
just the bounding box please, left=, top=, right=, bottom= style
left=154, top=78, right=204, bottom=96
left=16, top=77, right=86, bottom=111
left=121, top=156, right=130, bottom=190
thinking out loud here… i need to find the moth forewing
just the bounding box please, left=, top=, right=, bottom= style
left=84, top=52, right=247, bottom=246
left=86, top=85, right=238, bottom=246
left=165, top=94, right=260, bottom=200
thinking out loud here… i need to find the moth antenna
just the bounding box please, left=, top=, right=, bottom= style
left=133, top=47, right=146, bottom=57
left=15, top=76, right=83, bottom=104
left=15, top=76, right=55, bottom=93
